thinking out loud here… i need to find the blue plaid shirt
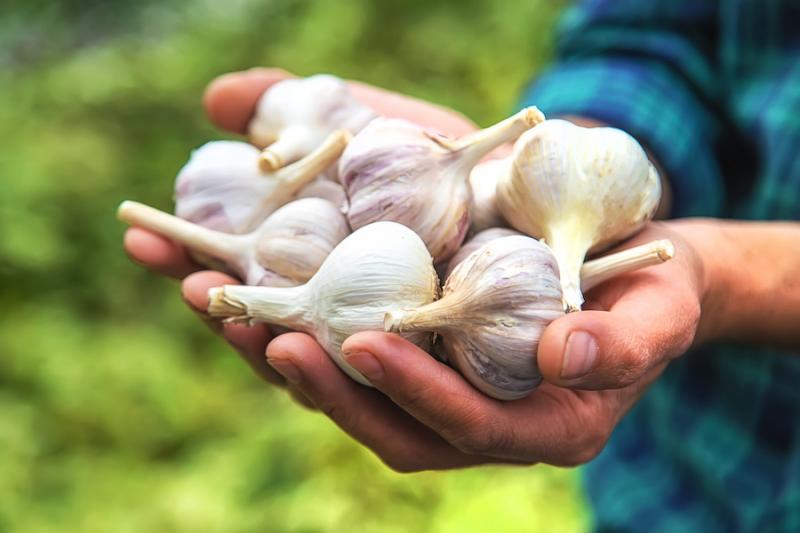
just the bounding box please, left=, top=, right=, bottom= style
left=523, top=1, right=800, bottom=531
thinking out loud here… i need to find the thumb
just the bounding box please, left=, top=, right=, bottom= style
left=536, top=309, right=691, bottom=390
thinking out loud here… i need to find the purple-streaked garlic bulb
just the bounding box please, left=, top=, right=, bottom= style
left=339, top=108, right=544, bottom=263
left=174, top=130, right=349, bottom=235
left=249, top=74, right=376, bottom=172
left=386, top=236, right=674, bottom=400
left=118, top=198, right=350, bottom=287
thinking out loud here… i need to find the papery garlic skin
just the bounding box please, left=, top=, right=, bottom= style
left=249, top=74, right=376, bottom=171
left=208, top=221, right=439, bottom=385
left=445, top=227, right=521, bottom=278
left=118, top=198, right=350, bottom=287
left=174, top=131, right=349, bottom=234
left=387, top=236, right=563, bottom=399
left=468, top=158, right=510, bottom=233
left=497, top=119, right=661, bottom=311
left=294, top=178, right=348, bottom=213
left=340, top=108, right=544, bottom=263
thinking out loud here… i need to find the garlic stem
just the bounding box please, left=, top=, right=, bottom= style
left=208, top=284, right=311, bottom=329
left=385, top=238, right=676, bottom=335
left=545, top=225, right=594, bottom=313
left=117, top=201, right=247, bottom=262
left=271, top=129, right=351, bottom=189
left=447, top=107, right=545, bottom=165
left=581, top=239, right=675, bottom=291
left=384, top=299, right=469, bottom=334
left=259, top=128, right=309, bottom=172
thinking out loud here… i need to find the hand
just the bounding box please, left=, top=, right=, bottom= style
left=265, top=221, right=711, bottom=470
left=122, top=67, right=478, bottom=404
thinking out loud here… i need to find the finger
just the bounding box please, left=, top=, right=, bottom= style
left=182, top=271, right=281, bottom=385
left=202, top=68, right=477, bottom=138
left=537, top=270, right=701, bottom=390
left=203, top=68, right=294, bottom=133
left=340, top=332, right=521, bottom=458
left=123, top=227, right=200, bottom=280
left=266, top=333, right=492, bottom=471
left=347, top=81, right=476, bottom=136
left=286, top=385, right=316, bottom=410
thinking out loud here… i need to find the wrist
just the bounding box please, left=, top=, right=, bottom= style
left=667, top=219, right=736, bottom=346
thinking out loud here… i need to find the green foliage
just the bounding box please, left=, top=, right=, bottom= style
left=0, top=0, right=586, bottom=530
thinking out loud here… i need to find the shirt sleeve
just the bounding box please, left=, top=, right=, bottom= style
left=521, top=2, right=725, bottom=217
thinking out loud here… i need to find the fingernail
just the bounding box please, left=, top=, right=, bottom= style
left=343, top=350, right=384, bottom=381
left=561, top=331, right=599, bottom=379
left=267, top=358, right=302, bottom=384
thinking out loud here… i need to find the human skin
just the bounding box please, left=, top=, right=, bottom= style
left=123, top=68, right=800, bottom=471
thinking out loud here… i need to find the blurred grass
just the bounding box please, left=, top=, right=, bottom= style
left=0, top=0, right=587, bottom=531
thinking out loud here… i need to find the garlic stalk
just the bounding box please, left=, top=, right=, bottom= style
left=339, top=108, right=545, bottom=263
left=249, top=74, right=376, bottom=172
left=385, top=236, right=674, bottom=400
left=207, top=222, right=439, bottom=385
left=468, top=158, right=510, bottom=233
left=174, top=130, right=350, bottom=234
left=496, top=119, right=661, bottom=312
left=118, top=197, right=350, bottom=286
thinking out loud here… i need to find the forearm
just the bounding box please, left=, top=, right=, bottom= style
left=683, top=219, right=800, bottom=349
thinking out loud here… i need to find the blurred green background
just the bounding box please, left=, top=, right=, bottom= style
left=0, top=0, right=586, bottom=531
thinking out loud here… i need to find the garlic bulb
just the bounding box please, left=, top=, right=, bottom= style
left=174, top=130, right=349, bottom=234
left=445, top=227, right=521, bottom=278
left=385, top=236, right=674, bottom=400
left=294, top=179, right=348, bottom=213
left=339, top=108, right=545, bottom=263
left=249, top=74, right=376, bottom=171
left=468, top=158, right=510, bottom=233
left=118, top=198, right=350, bottom=286
left=496, top=119, right=661, bottom=312
left=207, top=221, right=439, bottom=385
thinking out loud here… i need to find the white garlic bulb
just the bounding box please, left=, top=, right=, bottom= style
left=386, top=236, right=674, bottom=400
left=208, top=221, right=440, bottom=385
left=118, top=198, right=350, bottom=287
left=468, top=158, right=510, bottom=233
left=294, top=178, right=348, bottom=213
left=174, top=130, right=349, bottom=234
left=249, top=74, right=376, bottom=171
left=496, top=119, right=661, bottom=311
left=339, top=108, right=545, bottom=263
left=445, top=227, right=521, bottom=278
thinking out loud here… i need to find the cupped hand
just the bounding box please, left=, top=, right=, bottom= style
left=122, top=68, right=478, bottom=401
left=265, top=221, right=711, bottom=470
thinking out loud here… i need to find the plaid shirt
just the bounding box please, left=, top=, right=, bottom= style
left=522, top=1, right=800, bottom=531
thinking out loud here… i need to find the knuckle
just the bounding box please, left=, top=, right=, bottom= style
left=318, top=400, right=354, bottom=428
left=396, top=381, right=438, bottom=413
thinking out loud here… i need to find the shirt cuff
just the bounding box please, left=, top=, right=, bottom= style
left=520, top=57, right=724, bottom=217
